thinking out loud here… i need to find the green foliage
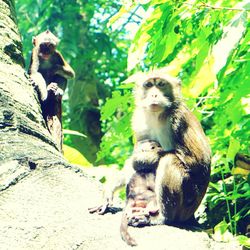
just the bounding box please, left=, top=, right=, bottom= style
left=97, top=88, right=134, bottom=165
left=236, top=235, right=250, bottom=248
left=102, top=0, right=250, bottom=240
left=63, top=144, right=92, bottom=167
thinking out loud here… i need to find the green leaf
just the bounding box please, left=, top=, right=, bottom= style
left=226, top=137, right=240, bottom=162
left=214, top=220, right=228, bottom=235
left=236, top=235, right=250, bottom=248
left=63, top=129, right=87, bottom=138
left=63, top=144, right=92, bottom=167
left=108, top=5, right=135, bottom=27
left=127, top=5, right=165, bottom=71
left=101, top=91, right=122, bottom=120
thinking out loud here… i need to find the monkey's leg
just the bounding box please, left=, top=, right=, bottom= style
left=153, top=153, right=187, bottom=224
left=44, top=83, right=63, bottom=151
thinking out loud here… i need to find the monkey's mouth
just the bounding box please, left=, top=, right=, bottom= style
left=149, top=104, right=163, bottom=112
left=39, top=53, right=50, bottom=60
left=42, top=54, right=50, bottom=60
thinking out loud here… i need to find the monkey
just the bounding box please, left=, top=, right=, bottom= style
left=120, top=140, right=166, bottom=246
left=89, top=72, right=211, bottom=227
left=29, top=30, right=75, bottom=102
left=28, top=30, right=75, bottom=150
left=130, top=73, right=211, bottom=225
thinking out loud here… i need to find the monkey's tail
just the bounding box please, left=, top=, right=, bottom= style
left=120, top=212, right=137, bottom=246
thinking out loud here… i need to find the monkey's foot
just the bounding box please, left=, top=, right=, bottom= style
left=127, top=208, right=151, bottom=227
left=149, top=213, right=165, bottom=226
left=128, top=213, right=150, bottom=227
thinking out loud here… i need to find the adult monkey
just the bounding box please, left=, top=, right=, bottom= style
left=90, top=72, right=211, bottom=225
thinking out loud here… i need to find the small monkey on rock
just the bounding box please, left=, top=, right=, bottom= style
left=120, top=140, right=166, bottom=246
left=28, top=30, right=75, bottom=150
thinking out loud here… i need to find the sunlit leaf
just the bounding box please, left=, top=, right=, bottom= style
left=189, top=55, right=216, bottom=97
left=236, top=235, right=250, bottom=248
left=232, top=167, right=250, bottom=176
left=212, top=11, right=247, bottom=75
left=213, top=220, right=233, bottom=242
left=108, top=5, right=135, bottom=27
left=63, top=144, right=92, bottom=167
left=127, top=5, right=164, bottom=71
left=63, top=129, right=87, bottom=138
left=227, top=137, right=240, bottom=162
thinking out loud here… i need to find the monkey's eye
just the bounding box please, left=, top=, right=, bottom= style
left=48, top=44, right=54, bottom=49
left=157, top=81, right=166, bottom=88
left=143, top=81, right=153, bottom=88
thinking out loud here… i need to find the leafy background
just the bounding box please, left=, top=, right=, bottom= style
left=16, top=0, right=249, bottom=246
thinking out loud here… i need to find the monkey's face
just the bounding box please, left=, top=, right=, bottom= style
left=135, top=77, right=180, bottom=112
left=33, top=30, right=59, bottom=60
left=133, top=140, right=163, bottom=172
left=135, top=140, right=162, bottom=154
left=38, top=42, right=56, bottom=60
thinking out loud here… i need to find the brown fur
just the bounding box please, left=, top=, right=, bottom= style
left=132, top=75, right=211, bottom=224
left=120, top=140, right=164, bottom=246
left=28, top=30, right=75, bottom=151
left=28, top=30, right=75, bottom=101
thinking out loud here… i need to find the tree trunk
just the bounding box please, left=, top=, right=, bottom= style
left=0, top=0, right=67, bottom=180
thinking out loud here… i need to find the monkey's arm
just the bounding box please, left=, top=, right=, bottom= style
left=30, top=72, right=47, bottom=101
left=28, top=49, right=48, bottom=101
left=53, top=51, right=75, bottom=79
left=88, top=158, right=134, bottom=215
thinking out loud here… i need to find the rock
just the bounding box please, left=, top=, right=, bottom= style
left=0, top=164, right=241, bottom=250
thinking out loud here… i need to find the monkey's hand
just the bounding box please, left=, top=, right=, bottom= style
left=47, top=82, right=64, bottom=96
left=47, top=82, right=58, bottom=92
left=88, top=190, right=114, bottom=215
left=88, top=202, right=110, bottom=215
left=88, top=188, right=118, bottom=215
left=55, top=87, right=64, bottom=96
left=127, top=200, right=159, bottom=227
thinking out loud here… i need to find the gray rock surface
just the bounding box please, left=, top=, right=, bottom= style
left=0, top=164, right=241, bottom=250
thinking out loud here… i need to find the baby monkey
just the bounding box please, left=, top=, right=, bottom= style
left=29, top=29, right=75, bottom=102
left=120, top=140, right=165, bottom=246
left=28, top=30, right=75, bottom=150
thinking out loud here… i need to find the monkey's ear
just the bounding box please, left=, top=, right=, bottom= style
left=32, top=36, right=37, bottom=46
